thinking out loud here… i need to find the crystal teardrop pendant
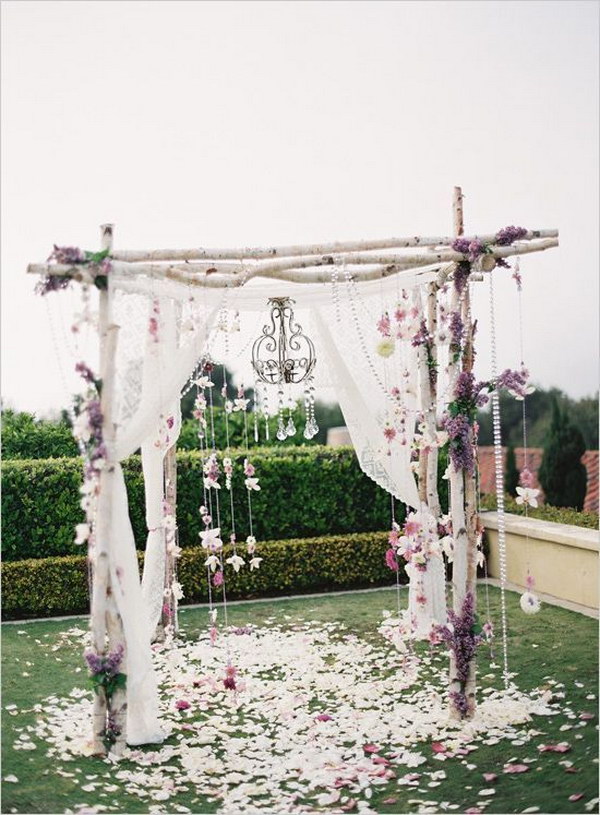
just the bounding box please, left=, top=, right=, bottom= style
left=276, top=417, right=287, bottom=441
left=286, top=417, right=296, bottom=437
left=303, top=423, right=312, bottom=440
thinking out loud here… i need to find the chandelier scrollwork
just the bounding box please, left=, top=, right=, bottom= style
left=251, top=297, right=316, bottom=386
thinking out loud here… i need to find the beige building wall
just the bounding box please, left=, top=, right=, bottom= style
left=483, top=512, right=599, bottom=610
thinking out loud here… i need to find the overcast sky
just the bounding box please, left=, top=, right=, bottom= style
left=2, top=0, right=598, bottom=416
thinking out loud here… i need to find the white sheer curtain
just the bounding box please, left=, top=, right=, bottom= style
left=104, top=280, right=220, bottom=745
left=140, top=298, right=182, bottom=640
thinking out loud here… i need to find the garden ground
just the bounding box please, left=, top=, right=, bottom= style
left=2, top=586, right=598, bottom=815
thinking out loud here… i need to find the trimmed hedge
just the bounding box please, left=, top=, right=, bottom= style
left=479, top=493, right=598, bottom=529
left=1, top=446, right=401, bottom=562
left=1, top=532, right=402, bottom=620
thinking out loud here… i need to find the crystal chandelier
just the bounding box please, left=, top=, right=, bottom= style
left=251, top=297, right=319, bottom=441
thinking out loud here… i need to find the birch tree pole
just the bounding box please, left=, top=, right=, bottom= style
left=90, top=224, right=128, bottom=755
left=448, top=187, right=479, bottom=720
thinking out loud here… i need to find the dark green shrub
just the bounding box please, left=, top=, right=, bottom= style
left=479, top=493, right=597, bottom=529
left=539, top=401, right=587, bottom=510
left=1, top=410, right=78, bottom=459
left=1, top=532, right=402, bottom=620
left=1, top=447, right=402, bottom=561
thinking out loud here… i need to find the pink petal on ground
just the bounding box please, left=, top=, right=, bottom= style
left=341, top=799, right=357, bottom=812
left=363, top=743, right=380, bottom=753
left=483, top=773, right=498, bottom=782
left=372, top=756, right=390, bottom=765
left=565, top=767, right=579, bottom=774
left=383, top=798, right=398, bottom=805
left=569, top=794, right=584, bottom=802
left=431, top=741, right=447, bottom=753
left=504, top=764, right=530, bottom=774
left=579, top=712, right=595, bottom=721
left=465, top=809, right=482, bottom=814
left=315, top=713, right=333, bottom=722
left=538, top=742, right=571, bottom=753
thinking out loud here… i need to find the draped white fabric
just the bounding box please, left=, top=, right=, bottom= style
left=105, top=281, right=221, bottom=744
left=140, top=298, right=183, bottom=641
left=103, top=266, right=447, bottom=744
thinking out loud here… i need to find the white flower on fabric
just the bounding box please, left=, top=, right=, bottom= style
left=436, top=430, right=449, bottom=447
left=171, top=581, right=184, bottom=601
left=376, top=338, right=395, bottom=358
left=74, top=523, right=90, bottom=545
left=249, top=557, right=263, bottom=571
left=245, top=477, right=261, bottom=491
left=223, top=457, right=232, bottom=468
left=233, top=398, right=250, bottom=412
left=511, top=384, right=536, bottom=401
left=203, top=476, right=221, bottom=490
left=225, top=400, right=234, bottom=414
left=204, top=555, right=220, bottom=573
left=72, top=412, right=92, bottom=443
left=520, top=592, right=541, bottom=614
left=246, top=536, right=257, bottom=555
left=515, top=487, right=540, bottom=508
left=194, top=376, right=214, bottom=389
left=226, top=555, right=245, bottom=573
left=199, top=528, right=223, bottom=551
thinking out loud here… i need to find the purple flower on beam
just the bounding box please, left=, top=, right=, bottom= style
left=47, top=245, right=86, bottom=265
left=495, top=225, right=528, bottom=246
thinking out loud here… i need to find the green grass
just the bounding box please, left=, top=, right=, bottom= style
left=2, top=586, right=598, bottom=814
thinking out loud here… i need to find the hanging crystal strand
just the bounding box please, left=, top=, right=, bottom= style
left=221, top=366, right=237, bottom=558
left=303, top=380, right=311, bottom=440
left=286, top=387, right=296, bottom=437
left=308, top=377, right=318, bottom=438
left=276, top=385, right=287, bottom=441
left=253, top=377, right=260, bottom=443
left=263, top=384, right=270, bottom=442
left=514, top=258, right=538, bottom=603
left=488, top=269, right=510, bottom=689
left=331, top=264, right=341, bottom=323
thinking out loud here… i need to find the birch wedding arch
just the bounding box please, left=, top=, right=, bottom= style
left=28, top=188, right=558, bottom=755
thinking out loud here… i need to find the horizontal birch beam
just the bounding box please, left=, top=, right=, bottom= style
left=26, top=236, right=558, bottom=283
left=109, top=229, right=558, bottom=263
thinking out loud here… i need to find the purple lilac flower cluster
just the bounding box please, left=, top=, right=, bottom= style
left=443, top=412, right=475, bottom=474
left=85, top=644, right=124, bottom=677
left=35, top=275, right=72, bottom=296
left=434, top=592, right=482, bottom=716
left=449, top=311, right=464, bottom=350
left=496, top=367, right=531, bottom=398
left=410, top=319, right=430, bottom=348
left=451, top=238, right=486, bottom=263
left=47, top=245, right=86, bottom=265
left=495, top=225, right=528, bottom=246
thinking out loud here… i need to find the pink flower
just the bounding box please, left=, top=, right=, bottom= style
left=315, top=713, right=333, bottom=722
left=363, top=743, right=380, bottom=754
left=383, top=426, right=396, bottom=443
left=210, top=625, right=218, bottom=645
left=243, top=459, right=255, bottom=477
left=175, top=699, right=190, bottom=711
left=404, top=519, right=421, bottom=537
left=212, top=571, right=223, bottom=587
left=520, top=467, right=535, bottom=487
left=385, top=548, right=398, bottom=572
left=377, top=313, right=391, bottom=337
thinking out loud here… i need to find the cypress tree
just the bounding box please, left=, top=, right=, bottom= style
left=539, top=400, right=587, bottom=510
left=504, top=445, right=520, bottom=497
